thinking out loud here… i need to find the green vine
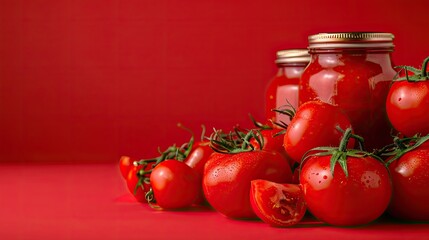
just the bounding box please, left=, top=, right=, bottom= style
left=394, top=56, right=429, bottom=82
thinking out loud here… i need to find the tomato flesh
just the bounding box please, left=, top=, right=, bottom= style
left=250, top=180, right=306, bottom=227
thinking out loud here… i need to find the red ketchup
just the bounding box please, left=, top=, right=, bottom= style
left=299, top=32, right=396, bottom=151
left=265, top=49, right=310, bottom=126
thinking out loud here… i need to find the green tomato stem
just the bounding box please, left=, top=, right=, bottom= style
left=422, top=56, right=429, bottom=79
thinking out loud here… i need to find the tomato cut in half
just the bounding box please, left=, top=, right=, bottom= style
left=250, top=180, right=306, bottom=227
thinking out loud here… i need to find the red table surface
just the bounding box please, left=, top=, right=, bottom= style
left=1, top=163, right=428, bottom=240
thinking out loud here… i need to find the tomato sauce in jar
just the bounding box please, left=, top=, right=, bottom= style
left=265, top=49, right=310, bottom=126
left=299, top=32, right=396, bottom=151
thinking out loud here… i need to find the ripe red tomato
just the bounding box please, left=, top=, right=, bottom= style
left=203, top=150, right=293, bottom=219
left=150, top=160, right=200, bottom=209
left=250, top=128, right=294, bottom=167
left=387, top=147, right=429, bottom=221
left=300, top=155, right=392, bottom=226
left=184, top=141, right=213, bottom=177
left=119, top=155, right=134, bottom=179
left=386, top=80, right=429, bottom=137
left=250, top=180, right=306, bottom=227
left=284, top=101, right=353, bottom=163
left=126, top=164, right=151, bottom=202
left=184, top=141, right=213, bottom=205
left=386, top=57, right=429, bottom=137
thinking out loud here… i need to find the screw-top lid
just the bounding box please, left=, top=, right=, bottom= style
left=275, top=49, right=311, bottom=64
left=308, top=32, right=395, bottom=49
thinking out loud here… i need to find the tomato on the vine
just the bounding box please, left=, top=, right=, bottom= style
left=386, top=56, right=429, bottom=137
left=119, top=155, right=134, bottom=179
left=126, top=163, right=153, bottom=202
left=250, top=180, right=306, bottom=227
left=284, top=101, right=353, bottom=163
left=299, top=128, right=392, bottom=226
left=386, top=135, right=429, bottom=221
left=150, top=160, right=200, bottom=209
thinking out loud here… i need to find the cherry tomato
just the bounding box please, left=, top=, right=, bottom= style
left=203, top=150, right=293, bottom=219
left=300, top=155, right=392, bottom=226
left=284, top=101, right=353, bottom=163
left=119, top=155, right=134, bottom=179
left=387, top=147, right=429, bottom=221
left=150, top=160, right=200, bottom=209
left=126, top=164, right=151, bottom=202
left=386, top=80, right=429, bottom=137
left=250, top=180, right=306, bottom=227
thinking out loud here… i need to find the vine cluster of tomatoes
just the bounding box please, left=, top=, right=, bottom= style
left=119, top=56, right=429, bottom=227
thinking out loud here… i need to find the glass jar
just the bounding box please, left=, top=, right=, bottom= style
left=265, top=49, right=310, bottom=126
left=299, top=32, right=396, bottom=151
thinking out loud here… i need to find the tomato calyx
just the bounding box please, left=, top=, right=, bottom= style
left=394, top=56, right=429, bottom=82
left=209, top=128, right=264, bottom=154
left=379, top=134, right=429, bottom=166
left=302, top=127, right=379, bottom=177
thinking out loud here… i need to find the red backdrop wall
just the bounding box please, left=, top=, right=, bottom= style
left=1, top=0, right=428, bottom=163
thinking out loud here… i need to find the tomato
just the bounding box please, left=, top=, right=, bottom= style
left=284, top=101, right=353, bottom=163
left=150, top=160, right=200, bottom=209
left=300, top=155, right=392, bottom=226
left=386, top=56, right=429, bottom=137
left=203, top=150, right=293, bottom=219
left=250, top=180, right=306, bottom=227
left=387, top=147, right=429, bottom=221
left=249, top=128, right=294, bottom=168
left=119, top=155, right=134, bottom=179
left=184, top=141, right=213, bottom=177
left=184, top=141, right=213, bottom=205
left=126, top=164, right=152, bottom=202
left=386, top=81, right=429, bottom=137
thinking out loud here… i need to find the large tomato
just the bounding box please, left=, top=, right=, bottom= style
left=386, top=56, right=429, bottom=137
left=250, top=180, right=306, bottom=227
left=387, top=141, right=429, bottom=221
left=300, top=153, right=392, bottom=226
left=203, top=150, right=292, bottom=219
left=284, top=101, right=353, bottom=163
left=150, top=160, right=200, bottom=209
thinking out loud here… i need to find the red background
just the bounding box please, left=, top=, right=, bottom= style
left=1, top=0, right=429, bottom=163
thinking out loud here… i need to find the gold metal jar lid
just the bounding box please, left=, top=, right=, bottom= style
left=275, top=49, right=311, bottom=64
left=308, top=32, right=395, bottom=49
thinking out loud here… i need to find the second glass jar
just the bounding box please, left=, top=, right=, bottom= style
left=265, top=49, right=310, bottom=126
